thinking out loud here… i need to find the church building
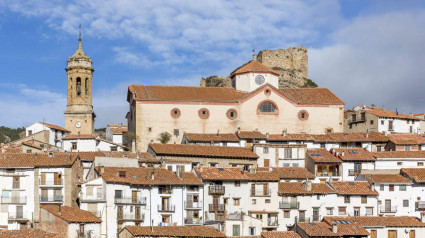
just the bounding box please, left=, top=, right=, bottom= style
left=127, top=55, right=345, bottom=151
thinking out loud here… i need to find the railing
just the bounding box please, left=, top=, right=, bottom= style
left=279, top=202, right=299, bottom=209
left=206, top=215, right=225, bottom=222
left=185, top=217, right=203, bottom=225
left=317, top=172, right=340, bottom=177
left=158, top=204, right=175, bottom=212
left=250, top=189, right=271, bottom=197
left=267, top=218, right=279, bottom=226
left=114, top=196, right=147, bottom=205
left=209, top=204, right=225, bottom=212
left=227, top=212, right=243, bottom=221
left=348, top=169, right=361, bottom=176
left=184, top=201, right=202, bottom=209
left=209, top=185, right=225, bottom=195
left=1, top=196, right=26, bottom=204
left=39, top=180, right=63, bottom=186
left=158, top=187, right=173, bottom=194
left=379, top=205, right=397, bottom=213
left=40, top=195, right=63, bottom=202
left=416, top=201, right=425, bottom=210
left=8, top=212, right=27, bottom=219
left=117, top=213, right=145, bottom=221
left=80, top=195, right=106, bottom=202
left=296, top=217, right=310, bottom=222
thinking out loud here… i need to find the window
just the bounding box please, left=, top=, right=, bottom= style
left=361, top=196, right=367, bottom=204
left=72, top=142, right=77, bottom=150
left=361, top=112, right=366, bottom=121
left=405, top=146, right=411, bottom=151
left=249, top=227, right=256, bottom=236
left=226, top=109, right=238, bottom=120
left=344, top=196, right=350, bottom=203
left=258, top=101, right=277, bottom=113
left=265, top=199, right=271, bottom=203
left=380, top=184, right=384, bottom=191
left=86, top=187, right=93, bottom=196
left=119, top=171, right=126, bottom=177
left=282, top=163, right=290, bottom=167
left=263, top=147, right=269, bottom=154
left=338, top=207, right=346, bottom=215
left=292, top=163, right=299, bottom=167
left=370, top=120, right=374, bottom=125
left=298, top=110, right=309, bottom=121
left=284, top=211, right=290, bottom=218
left=234, top=181, right=240, bottom=187
left=234, top=198, right=240, bottom=206
left=388, top=230, right=397, bottom=238
left=79, top=224, right=85, bottom=236
left=173, top=129, right=179, bottom=137
left=255, top=75, right=265, bottom=85
left=366, top=207, right=373, bottom=216
left=325, top=128, right=333, bottom=133
left=389, top=185, right=394, bottom=191
left=354, top=207, right=360, bottom=216
left=170, top=108, right=181, bottom=118
left=209, top=163, right=218, bottom=167
left=110, top=146, right=117, bottom=151
left=389, top=121, right=393, bottom=130
left=317, top=195, right=320, bottom=200
left=326, top=208, right=333, bottom=215
left=352, top=114, right=357, bottom=122
left=381, top=120, right=384, bottom=125
left=371, top=230, right=377, bottom=238
left=397, top=162, right=403, bottom=166
left=377, top=146, right=382, bottom=152
left=223, top=198, right=228, bottom=205
left=410, top=126, right=413, bottom=133
left=418, top=162, right=424, bottom=166
left=28, top=130, right=32, bottom=135
left=115, top=190, right=122, bottom=199
left=256, top=214, right=263, bottom=219
left=26, top=149, right=32, bottom=153
left=12, top=177, right=19, bottom=189
left=399, top=185, right=407, bottom=191
left=403, top=200, right=409, bottom=207
left=284, top=149, right=292, bottom=158
left=198, top=108, right=210, bottom=119
left=252, top=199, right=256, bottom=204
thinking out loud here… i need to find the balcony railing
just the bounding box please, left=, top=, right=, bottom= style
left=209, top=185, right=225, bottom=195
left=39, top=180, right=63, bottom=186
left=296, top=217, right=310, bottom=222
left=379, top=205, right=397, bottom=213
left=184, top=201, right=202, bottom=209
left=80, top=195, right=106, bottom=202
left=1, top=196, right=27, bottom=204
left=8, top=212, right=28, bottom=220
left=185, top=217, right=203, bottom=225
left=267, top=218, right=279, bottom=226
left=416, top=201, right=425, bottom=210
left=117, top=213, right=145, bottom=221
left=114, top=196, right=147, bottom=205
left=40, top=195, right=63, bottom=202
left=227, top=212, right=243, bottom=221
left=348, top=169, right=361, bottom=176
left=317, top=172, right=340, bottom=177
left=209, top=204, right=225, bottom=212
left=279, top=202, right=299, bottom=209
left=250, top=189, right=271, bottom=197
left=158, top=187, right=173, bottom=194
left=205, top=215, right=225, bottom=223
left=158, top=204, right=175, bottom=212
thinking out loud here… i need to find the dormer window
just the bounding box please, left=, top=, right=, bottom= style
left=118, top=171, right=126, bottom=177
left=255, top=75, right=265, bottom=85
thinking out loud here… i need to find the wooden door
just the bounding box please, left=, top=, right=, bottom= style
left=410, top=230, right=415, bottom=238
left=264, top=159, right=270, bottom=168
left=135, top=207, right=141, bottom=219
left=132, top=191, right=137, bottom=203
left=263, top=184, right=268, bottom=196
left=388, top=230, right=397, bottom=238
left=251, top=184, right=255, bottom=196
left=385, top=200, right=391, bottom=212
left=54, top=173, right=59, bottom=185
left=13, top=177, right=19, bottom=189
left=41, top=173, right=46, bottom=185
left=186, top=194, right=193, bottom=208
left=117, top=206, right=123, bottom=219
left=370, top=230, right=377, bottom=238
left=299, top=211, right=305, bottom=222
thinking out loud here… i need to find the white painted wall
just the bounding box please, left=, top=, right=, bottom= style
left=234, top=73, right=279, bottom=93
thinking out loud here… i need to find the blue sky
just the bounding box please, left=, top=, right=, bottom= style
left=0, top=0, right=425, bottom=128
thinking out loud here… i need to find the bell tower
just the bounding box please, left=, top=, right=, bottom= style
left=64, top=28, right=95, bottom=135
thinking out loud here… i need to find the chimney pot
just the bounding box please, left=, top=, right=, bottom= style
left=332, top=223, right=337, bottom=233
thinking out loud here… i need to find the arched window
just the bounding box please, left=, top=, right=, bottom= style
left=76, top=77, right=82, bottom=96
left=259, top=102, right=277, bottom=113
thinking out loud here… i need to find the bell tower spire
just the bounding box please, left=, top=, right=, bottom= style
left=64, top=27, right=96, bottom=135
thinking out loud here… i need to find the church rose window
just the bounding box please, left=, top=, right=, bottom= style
left=255, top=75, right=265, bottom=85
left=170, top=108, right=181, bottom=119
left=298, top=110, right=309, bottom=121
left=226, top=109, right=238, bottom=120
left=258, top=101, right=278, bottom=114
left=198, top=108, right=210, bottom=119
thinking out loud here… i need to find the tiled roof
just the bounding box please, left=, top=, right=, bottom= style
left=0, top=229, right=57, bottom=238
left=267, top=133, right=314, bottom=141
left=323, top=216, right=425, bottom=227
left=261, top=231, right=301, bottom=238
left=128, top=85, right=246, bottom=103
left=110, top=127, right=128, bottom=134
left=278, top=182, right=335, bottom=195
left=195, top=167, right=249, bottom=181
left=362, top=174, right=412, bottom=184
left=361, top=106, right=420, bottom=120
left=149, top=143, right=258, bottom=159
left=279, top=88, right=344, bottom=105
left=247, top=170, right=280, bottom=181
left=328, top=181, right=378, bottom=195
left=306, top=149, right=341, bottom=163
left=107, top=124, right=128, bottom=128
left=311, top=132, right=388, bottom=142
left=0, top=153, right=78, bottom=168
left=38, top=122, right=71, bottom=132
left=371, top=151, right=425, bottom=158
left=331, top=148, right=376, bottom=161
left=401, top=168, right=425, bottom=183
left=387, top=134, right=425, bottom=145
left=295, top=222, right=340, bottom=237
left=184, top=133, right=240, bottom=142
left=268, top=167, right=315, bottom=179
left=236, top=131, right=267, bottom=140
left=100, top=167, right=203, bottom=185
left=41, top=205, right=101, bottom=223
left=230, top=60, right=279, bottom=77
left=121, top=225, right=225, bottom=237
left=21, top=141, right=43, bottom=150
left=62, top=134, right=97, bottom=140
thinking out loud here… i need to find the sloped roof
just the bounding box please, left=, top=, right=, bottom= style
left=0, top=153, right=78, bottom=168
left=261, top=231, right=301, bottom=238
left=230, top=60, right=279, bottom=77
left=387, top=134, right=425, bottom=145
left=328, top=181, right=378, bottom=195
left=184, top=133, right=240, bottom=142
left=312, top=132, right=388, bottom=142
left=121, top=226, right=225, bottom=237
left=361, top=106, right=420, bottom=120
left=278, top=182, right=335, bottom=195
left=0, top=229, right=57, bottom=238
left=401, top=168, right=425, bottom=183
left=371, top=151, right=425, bottom=158
left=247, top=170, right=280, bottom=181
left=41, top=205, right=101, bottom=223
left=323, top=216, right=425, bottom=227
left=267, top=133, right=314, bottom=141
left=362, top=174, right=412, bottom=184
left=195, top=167, right=249, bottom=181
left=331, top=148, right=376, bottom=162
left=38, top=122, right=70, bottom=132
left=296, top=221, right=369, bottom=237
left=279, top=88, right=344, bottom=105
left=110, top=127, right=128, bottom=135
left=265, top=167, right=315, bottom=179
left=237, top=131, right=267, bottom=139
left=306, top=149, right=341, bottom=163
left=149, top=143, right=258, bottom=159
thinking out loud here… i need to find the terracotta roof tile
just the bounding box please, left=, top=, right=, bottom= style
left=230, top=60, right=279, bottom=77
left=267, top=133, right=314, bottom=141
left=267, top=167, right=315, bottom=179
left=195, top=167, right=249, bottom=181
left=278, top=182, right=335, bottom=195
left=328, top=181, right=378, bottom=195
left=261, top=231, right=301, bottom=238
left=331, top=148, right=376, bottom=162
left=184, top=133, right=240, bottom=142
left=0, top=229, right=57, bottom=238
left=122, top=225, right=225, bottom=237
left=307, top=149, right=341, bottom=163
left=236, top=131, right=267, bottom=139
left=323, top=216, right=425, bottom=227
left=371, top=151, right=425, bottom=158
left=279, top=88, right=344, bottom=105
left=362, top=174, right=412, bottom=184
left=62, top=134, right=97, bottom=140
left=149, top=143, right=258, bottom=159
left=0, top=153, right=78, bottom=168
left=401, top=168, right=425, bottom=183
left=312, top=132, right=388, bottom=142
left=247, top=170, right=280, bottom=181
left=38, top=122, right=71, bottom=132
left=361, top=106, right=420, bottom=120
left=110, top=127, right=128, bottom=134
left=295, top=222, right=340, bottom=237
left=387, top=134, right=425, bottom=145
left=41, top=205, right=101, bottom=223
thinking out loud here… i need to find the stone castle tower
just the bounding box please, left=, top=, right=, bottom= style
left=64, top=33, right=95, bottom=135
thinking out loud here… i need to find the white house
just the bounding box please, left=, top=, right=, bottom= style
left=400, top=168, right=425, bottom=218
left=106, top=124, right=128, bottom=145
left=371, top=151, right=425, bottom=170
left=62, top=134, right=128, bottom=152
left=253, top=143, right=306, bottom=168
left=25, top=122, right=70, bottom=147
left=330, top=148, right=376, bottom=181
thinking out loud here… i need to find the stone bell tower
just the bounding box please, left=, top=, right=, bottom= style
left=64, top=29, right=95, bottom=135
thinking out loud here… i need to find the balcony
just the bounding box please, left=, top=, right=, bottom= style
left=279, top=202, right=299, bottom=209
left=209, top=204, right=225, bottom=212
left=205, top=215, right=225, bottom=223
left=184, top=201, right=202, bottom=209
left=296, top=217, right=310, bottom=222
left=379, top=205, right=397, bottom=213
left=158, top=187, right=173, bottom=195
left=39, top=180, right=63, bottom=187
left=251, top=189, right=271, bottom=197
left=80, top=195, right=106, bottom=203
left=227, top=212, right=243, bottom=221
left=114, top=196, right=147, bottom=205
left=209, top=185, right=225, bottom=195
left=416, top=201, right=425, bottom=210
left=158, top=204, right=175, bottom=212
left=317, top=171, right=340, bottom=177
left=348, top=169, right=361, bottom=176
left=185, top=217, right=203, bottom=225
left=1, top=196, right=27, bottom=204
left=117, top=213, right=145, bottom=221
left=8, top=212, right=28, bottom=220
left=39, top=195, right=63, bottom=203
left=267, top=218, right=279, bottom=227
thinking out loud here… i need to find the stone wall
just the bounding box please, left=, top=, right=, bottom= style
left=200, top=75, right=232, bottom=88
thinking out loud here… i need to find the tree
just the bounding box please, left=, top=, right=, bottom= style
left=158, top=132, right=172, bottom=144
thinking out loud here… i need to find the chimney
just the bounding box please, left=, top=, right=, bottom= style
left=371, top=104, right=376, bottom=108
left=252, top=54, right=257, bottom=61
left=366, top=129, right=369, bottom=138
left=302, top=180, right=312, bottom=192
left=265, top=133, right=269, bottom=139
left=58, top=204, right=61, bottom=214
left=370, top=183, right=375, bottom=191
left=336, top=152, right=339, bottom=157
left=217, top=130, right=220, bottom=136
left=250, top=168, right=256, bottom=174
left=421, top=212, right=425, bottom=223
left=48, top=152, right=54, bottom=158
left=332, top=222, right=337, bottom=233
left=282, top=130, right=287, bottom=137
left=341, top=152, right=345, bottom=157
left=409, top=113, right=414, bottom=117
left=100, top=166, right=104, bottom=173
left=78, top=131, right=81, bottom=137
left=151, top=172, right=155, bottom=180
left=237, top=127, right=241, bottom=133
